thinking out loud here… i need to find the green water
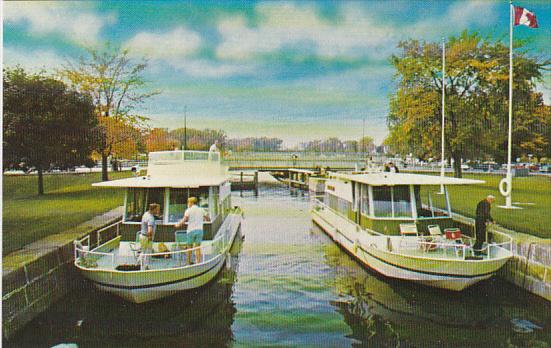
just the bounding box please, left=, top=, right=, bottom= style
left=7, top=185, right=551, bottom=347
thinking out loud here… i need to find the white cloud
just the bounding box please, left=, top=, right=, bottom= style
left=215, top=1, right=499, bottom=62
left=3, top=2, right=115, bottom=45
left=409, top=1, right=498, bottom=39
left=124, top=27, right=255, bottom=78
left=3, top=47, right=64, bottom=72
left=124, top=27, right=202, bottom=60
left=216, top=2, right=400, bottom=61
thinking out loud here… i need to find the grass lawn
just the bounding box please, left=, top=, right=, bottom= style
left=437, top=173, right=551, bottom=239
left=3, top=172, right=131, bottom=255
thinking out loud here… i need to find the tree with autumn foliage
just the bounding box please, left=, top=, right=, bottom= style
left=146, top=128, right=180, bottom=153
left=387, top=31, right=549, bottom=177
left=61, top=43, right=157, bottom=180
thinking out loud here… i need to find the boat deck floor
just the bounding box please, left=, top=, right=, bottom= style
left=93, top=242, right=217, bottom=270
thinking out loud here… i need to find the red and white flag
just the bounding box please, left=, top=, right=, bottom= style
left=514, top=6, right=539, bottom=28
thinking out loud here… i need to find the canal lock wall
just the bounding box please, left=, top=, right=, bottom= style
left=2, top=208, right=123, bottom=341
left=453, top=213, right=551, bottom=302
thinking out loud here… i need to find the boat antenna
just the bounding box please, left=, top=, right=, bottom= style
left=183, top=105, right=187, bottom=150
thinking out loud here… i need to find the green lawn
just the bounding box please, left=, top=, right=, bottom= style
left=3, top=172, right=131, bottom=255
left=438, top=173, right=551, bottom=239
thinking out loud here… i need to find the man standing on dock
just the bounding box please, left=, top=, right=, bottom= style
left=474, top=195, right=495, bottom=255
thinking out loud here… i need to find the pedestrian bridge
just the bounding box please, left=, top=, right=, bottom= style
left=221, top=152, right=385, bottom=171
left=121, top=152, right=385, bottom=171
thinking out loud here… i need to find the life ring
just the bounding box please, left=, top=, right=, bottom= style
left=499, top=177, right=512, bottom=197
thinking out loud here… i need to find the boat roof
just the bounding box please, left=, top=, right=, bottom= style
left=332, top=172, right=484, bottom=186
left=92, top=175, right=228, bottom=188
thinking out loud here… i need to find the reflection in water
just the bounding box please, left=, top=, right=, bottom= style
left=9, top=234, right=243, bottom=348
left=6, top=185, right=551, bottom=348
left=319, top=224, right=551, bottom=347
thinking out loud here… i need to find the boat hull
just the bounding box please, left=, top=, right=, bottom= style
left=91, top=254, right=227, bottom=303
left=77, top=214, right=242, bottom=303
left=311, top=207, right=511, bottom=291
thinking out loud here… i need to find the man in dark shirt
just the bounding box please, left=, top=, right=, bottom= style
left=474, top=195, right=496, bottom=254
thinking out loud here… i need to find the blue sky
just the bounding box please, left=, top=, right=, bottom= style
left=3, top=0, right=550, bottom=147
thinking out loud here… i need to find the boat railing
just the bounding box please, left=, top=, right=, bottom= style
left=148, top=150, right=220, bottom=164
left=74, top=215, right=235, bottom=270
left=311, top=197, right=513, bottom=260
left=74, top=235, right=117, bottom=265
left=96, top=220, right=122, bottom=245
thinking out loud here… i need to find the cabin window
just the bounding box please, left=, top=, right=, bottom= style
left=372, top=187, right=393, bottom=217
left=393, top=186, right=412, bottom=217
left=210, top=186, right=219, bottom=217
left=372, top=186, right=412, bottom=218
left=325, top=192, right=351, bottom=217
left=414, top=185, right=450, bottom=218
left=167, top=187, right=210, bottom=223
left=360, top=185, right=370, bottom=216
left=125, top=188, right=165, bottom=222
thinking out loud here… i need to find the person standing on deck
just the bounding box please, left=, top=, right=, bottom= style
left=138, top=203, right=160, bottom=269
left=209, top=140, right=220, bottom=161
left=209, top=140, right=220, bottom=153
left=474, top=195, right=495, bottom=255
left=175, top=197, right=210, bottom=264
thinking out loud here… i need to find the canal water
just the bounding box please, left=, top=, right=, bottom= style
left=7, top=184, right=551, bottom=347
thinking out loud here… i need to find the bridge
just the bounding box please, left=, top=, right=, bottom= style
left=221, top=152, right=386, bottom=171
left=118, top=152, right=386, bottom=171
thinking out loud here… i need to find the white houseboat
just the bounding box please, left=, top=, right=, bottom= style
left=74, top=151, right=242, bottom=303
left=311, top=172, right=513, bottom=291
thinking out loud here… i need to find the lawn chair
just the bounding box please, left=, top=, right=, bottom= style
left=444, top=228, right=466, bottom=257
left=422, top=224, right=443, bottom=251
left=175, top=230, right=189, bottom=265
left=399, top=223, right=419, bottom=248
left=129, top=231, right=142, bottom=261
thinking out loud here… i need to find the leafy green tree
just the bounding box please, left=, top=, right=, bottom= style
left=387, top=31, right=549, bottom=177
left=61, top=43, right=157, bottom=181
left=3, top=67, right=97, bottom=194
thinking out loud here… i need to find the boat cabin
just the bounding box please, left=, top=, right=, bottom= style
left=323, top=172, right=484, bottom=235
left=93, top=151, right=233, bottom=241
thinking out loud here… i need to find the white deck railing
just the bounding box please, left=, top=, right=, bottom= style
left=311, top=198, right=513, bottom=261
left=74, top=214, right=239, bottom=270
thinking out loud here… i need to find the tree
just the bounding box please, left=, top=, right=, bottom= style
left=170, top=128, right=227, bottom=151
left=61, top=43, right=157, bottom=181
left=387, top=31, right=549, bottom=177
left=3, top=67, right=97, bottom=194
left=146, top=128, right=180, bottom=152
left=358, top=136, right=375, bottom=153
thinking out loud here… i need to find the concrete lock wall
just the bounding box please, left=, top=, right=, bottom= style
left=2, top=209, right=122, bottom=341
left=453, top=213, right=551, bottom=302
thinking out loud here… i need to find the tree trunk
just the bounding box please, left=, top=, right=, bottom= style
left=101, top=153, right=109, bottom=181
left=452, top=152, right=462, bottom=178
left=37, top=166, right=44, bottom=195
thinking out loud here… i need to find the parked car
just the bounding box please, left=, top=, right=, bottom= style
left=539, top=165, right=551, bottom=173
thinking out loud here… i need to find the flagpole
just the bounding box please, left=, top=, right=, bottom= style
left=499, top=0, right=518, bottom=209
left=439, top=37, right=446, bottom=194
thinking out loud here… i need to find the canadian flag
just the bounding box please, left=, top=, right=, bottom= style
left=514, top=6, right=539, bottom=28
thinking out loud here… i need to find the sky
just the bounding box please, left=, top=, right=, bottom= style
left=3, top=0, right=550, bottom=147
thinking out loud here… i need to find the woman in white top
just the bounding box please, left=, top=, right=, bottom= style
left=175, top=197, right=210, bottom=264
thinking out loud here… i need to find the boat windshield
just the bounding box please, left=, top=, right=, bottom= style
left=372, top=186, right=413, bottom=218
left=125, top=188, right=165, bottom=222
left=414, top=185, right=450, bottom=218
left=167, top=188, right=210, bottom=223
